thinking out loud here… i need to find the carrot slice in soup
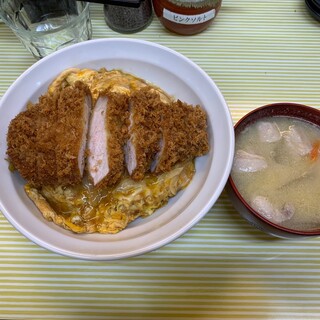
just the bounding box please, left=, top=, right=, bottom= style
left=310, top=140, right=320, bottom=162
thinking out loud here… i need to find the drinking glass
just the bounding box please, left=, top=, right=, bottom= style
left=0, top=0, right=92, bottom=59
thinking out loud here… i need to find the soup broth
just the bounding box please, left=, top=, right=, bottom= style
left=232, top=116, right=320, bottom=232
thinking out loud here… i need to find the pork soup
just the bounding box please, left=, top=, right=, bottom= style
left=232, top=116, right=320, bottom=232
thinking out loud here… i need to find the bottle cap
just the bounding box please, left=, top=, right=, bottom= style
left=77, top=0, right=142, bottom=7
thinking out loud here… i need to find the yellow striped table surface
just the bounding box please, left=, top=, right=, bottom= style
left=1, top=1, right=320, bottom=319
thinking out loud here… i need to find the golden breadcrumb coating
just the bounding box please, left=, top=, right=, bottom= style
left=7, top=82, right=91, bottom=187
left=56, top=82, right=91, bottom=185
left=7, top=93, right=57, bottom=186
left=154, top=100, right=209, bottom=174
left=128, top=87, right=164, bottom=181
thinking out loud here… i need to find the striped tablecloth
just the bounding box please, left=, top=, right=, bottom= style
left=1, top=1, right=320, bottom=319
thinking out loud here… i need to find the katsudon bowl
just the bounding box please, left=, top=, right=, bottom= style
left=226, top=103, right=320, bottom=239
left=0, top=38, right=234, bottom=260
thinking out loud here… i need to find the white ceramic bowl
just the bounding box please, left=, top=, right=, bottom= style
left=0, top=38, right=234, bottom=260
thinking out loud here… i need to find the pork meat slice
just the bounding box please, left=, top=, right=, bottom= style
left=232, top=150, right=268, bottom=173
left=87, top=92, right=129, bottom=187
left=152, top=100, right=209, bottom=174
left=125, top=87, right=162, bottom=181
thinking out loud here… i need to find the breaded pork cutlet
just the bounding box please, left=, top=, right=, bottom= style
left=7, top=82, right=91, bottom=187
left=125, top=87, right=163, bottom=181
left=87, top=91, right=129, bottom=188
left=56, top=82, right=91, bottom=185
left=7, top=93, right=57, bottom=186
left=152, top=100, right=209, bottom=174
left=34, top=93, right=59, bottom=185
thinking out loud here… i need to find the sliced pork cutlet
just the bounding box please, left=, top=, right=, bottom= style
left=55, top=81, right=92, bottom=185
left=153, top=100, right=209, bottom=174
left=7, top=82, right=91, bottom=187
left=125, top=87, right=163, bottom=181
left=34, top=93, right=60, bottom=186
left=7, top=93, right=58, bottom=187
left=87, top=91, right=129, bottom=188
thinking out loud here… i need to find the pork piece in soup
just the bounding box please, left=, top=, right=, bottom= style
left=232, top=116, right=320, bottom=232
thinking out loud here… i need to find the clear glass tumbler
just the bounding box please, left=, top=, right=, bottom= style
left=0, top=0, right=92, bottom=59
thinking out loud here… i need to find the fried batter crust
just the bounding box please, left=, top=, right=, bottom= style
left=154, top=100, right=209, bottom=174
left=7, top=82, right=91, bottom=187
left=56, top=82, right=91, bottom=185
left=128, top=87, right=164, bottom=181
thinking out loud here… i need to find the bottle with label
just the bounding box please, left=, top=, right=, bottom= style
left=153, top=0, right=222, bottom=35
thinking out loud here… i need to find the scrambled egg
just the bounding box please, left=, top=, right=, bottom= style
left=48, top=67, right=172, bottom=103
left=25, top=161, right=195, bottom=234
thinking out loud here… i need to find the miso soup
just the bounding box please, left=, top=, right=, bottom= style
left=232, top=116, right=320, bottom=231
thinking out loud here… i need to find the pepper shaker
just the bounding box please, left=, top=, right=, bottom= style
left=104, top=0, right=153, bottom=33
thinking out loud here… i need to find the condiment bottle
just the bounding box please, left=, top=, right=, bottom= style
left=104, top=0, right=153, bottom=33
left=153, top=0, right=222, bottom=35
